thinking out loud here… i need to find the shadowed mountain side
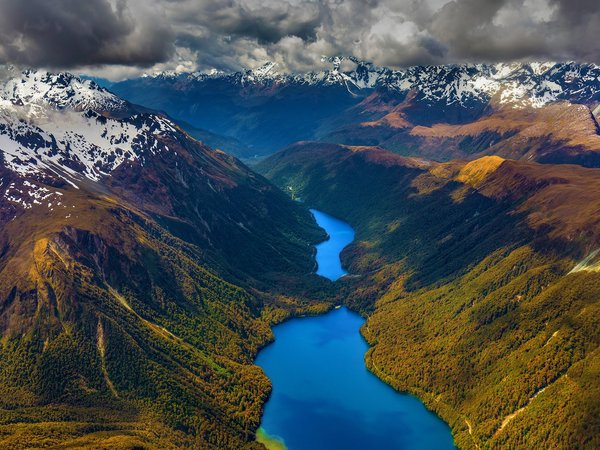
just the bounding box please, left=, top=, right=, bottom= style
left=109, top=76, right=363, bottom=157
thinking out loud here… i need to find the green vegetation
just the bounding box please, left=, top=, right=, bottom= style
left=3, top=127, right=599, bottom=448
left=364, top=248, right=599, bottom=449
left=256, top=427, right=287, bottom=450
left=259, top=142, right=600, bottom=449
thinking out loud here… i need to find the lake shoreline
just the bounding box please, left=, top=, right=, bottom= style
left=256, top=427, right=287, bottom=450
left=254, top=208, right=456, bottom=450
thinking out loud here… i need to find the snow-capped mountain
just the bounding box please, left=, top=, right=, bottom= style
left=106, top=59, right=600, bottom=158
left=378, top=61, right=600, bottom=108
left=0, top=70, right=195, bottom=217
left=3, top=70, right=128, bottom=113
left=145, top=57, right=600, bottom=109
left=0, top=70, right=185, bottom=179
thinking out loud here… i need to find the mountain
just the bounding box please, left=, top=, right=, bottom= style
left=258, top=142, right=600, bottom=449
left=326, top=62, right=600, bottom=166
left=106, top=59, right=365, bottom=159
left=0, top=70, right=331, bottom=448
left=105, top=58, right=600, bottom=164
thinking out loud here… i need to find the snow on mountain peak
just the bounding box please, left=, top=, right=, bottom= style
left=373, top=62, right=600, bottom=109
left=144, top=58, right=599, bottom=110
left=0, top=70, right=183, bottom=212
left=529, top=62, right=557, bottom=76
left=249, top=61, right=278, bottom=78
left=2, top=70, right=127, bottom=113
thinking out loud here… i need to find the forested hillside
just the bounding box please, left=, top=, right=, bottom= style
left=259, top=142, right=600, bottom=449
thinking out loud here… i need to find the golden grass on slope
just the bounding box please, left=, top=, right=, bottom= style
left=410, top=102, right=600, bottom=153
left=419, top=156, right=600, bottom=248
left=456, top=156, right=505, bottom=187
left=359, top=91, right=418, bottom=129
left=410, top=117, right=525, bottom=137
left=476, top=161, right=600, bottom=245
left=362, top=110, right=412, bottom=129
left=343, top=145, right=431, bottom=169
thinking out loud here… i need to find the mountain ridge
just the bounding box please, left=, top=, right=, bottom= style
left=138, top=58, right=600, bottom=108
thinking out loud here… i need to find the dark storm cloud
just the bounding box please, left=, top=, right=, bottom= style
left=0, top=0, right=174, bottom=67
left=0, top=0, right=598, bottom=76
left=428, top=0, right=600, bottom=63
left=192, top=0, right=324, bottom=44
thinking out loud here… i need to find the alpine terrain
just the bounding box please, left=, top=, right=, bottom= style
left=107, top=58, right=600, bottom=166
left=0, top=55, right=599, bottom=450
left=1, top=0, right=599, bottom=448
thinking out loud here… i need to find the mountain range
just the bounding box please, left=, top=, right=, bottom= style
left=105, top=58, right=600, bottom=165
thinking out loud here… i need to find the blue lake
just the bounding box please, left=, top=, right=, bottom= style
left=310, top=209, right=355, bottom=281
left=255, top=209, right=456, bottom=450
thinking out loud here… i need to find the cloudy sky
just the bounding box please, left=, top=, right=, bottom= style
left=0, top=0, right=598, bottom=79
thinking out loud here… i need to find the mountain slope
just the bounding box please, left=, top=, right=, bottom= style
left=328, top=91, right=600, bottom=167
left=0, top=71, right=330, bottom=449
left=258, top=142, right=600, bottom=449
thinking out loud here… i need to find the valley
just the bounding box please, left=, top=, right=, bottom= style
left=0, top=61, right=598, bottom=450
left=258, top=142, right=600, bottom=449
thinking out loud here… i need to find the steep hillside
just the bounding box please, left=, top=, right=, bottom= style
left=0, top=71, right=330, bottom=449
left=258, top=143, right=600, bottom=449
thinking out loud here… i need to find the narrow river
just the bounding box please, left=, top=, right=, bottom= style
left=255, top=209, right=455, bottom=450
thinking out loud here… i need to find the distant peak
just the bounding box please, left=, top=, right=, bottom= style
left=242, top=61, right=280, bottom=82
left=121, top=60, right=600, bottom=109
left=252, top=61, right=278, bottom=73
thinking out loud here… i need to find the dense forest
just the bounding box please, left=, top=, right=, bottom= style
left=259, top=142, right=600, bottom=449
